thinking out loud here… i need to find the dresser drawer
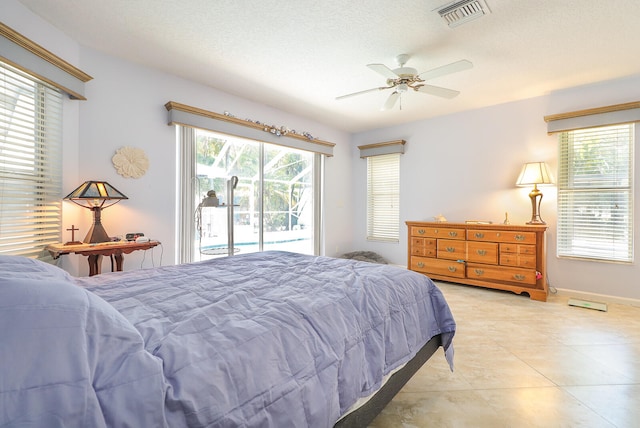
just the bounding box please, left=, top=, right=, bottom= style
left=499, top=243, right=536, bottom=267
left=411, top=237, right=424, bottom=247
left=500, top=243, right=536, bottom=255
left=468, top=229, right=536, bottom=244
left=411, top=226, right=465, bottom=240
left=410, top=238, right=436, bottom=256
left=411, top=256, right=465, bottom=278
left=466, top=241, right=498, bottom=264
left=466, top=263, right=537, bottom=285
left=500, top=253, right=537, bottom=268
left=437, top=239, right=466, bottom=260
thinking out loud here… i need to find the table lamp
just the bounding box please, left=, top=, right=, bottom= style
left=64, top=180, right=128, bottom=243
left=516, top=162, right=554, bottom=224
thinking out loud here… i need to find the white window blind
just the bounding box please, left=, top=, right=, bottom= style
left=367, top=153, right=400, bottom=242
left=557, top=124, right=633, bottom=262
left=0, top=62, right=63, bottom=259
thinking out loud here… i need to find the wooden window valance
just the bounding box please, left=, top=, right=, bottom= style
left=0, top=22, right=92, bottom=100
left=358, top=140, right=406, bottom=158
left=165, top=101, right=335, bottom=156
left=544, top=101, right=640, bottom=134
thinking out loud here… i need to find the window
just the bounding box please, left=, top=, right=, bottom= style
left=358, top=140, right=405, bottom=243
left=168, top=101, right=332, bottom=263
left=366, top=153, right=400, bottom=242
left=0, top=62, right=63, bottom=259
left=194, top=128, right=317, bottom=258
left=557, top=124, right=634, bottom=262
left=179, top=127, right=320, bottom=262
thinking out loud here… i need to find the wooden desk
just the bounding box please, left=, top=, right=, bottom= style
left=46, top=241, right=160, bottom=276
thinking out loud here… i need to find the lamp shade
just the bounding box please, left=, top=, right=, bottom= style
left=64, top=180, right=128, bottom=208
left=516, top=162, right=554, bottom=187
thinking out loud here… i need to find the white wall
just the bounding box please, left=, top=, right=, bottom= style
left=5, top=0, right=640, bottom=302
left=4, top=0, right=354, bottom=276
left=352, top=75, right=640, bottom=302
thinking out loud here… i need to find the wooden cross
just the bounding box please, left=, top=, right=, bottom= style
left=65, top=224, right=83, bottom=245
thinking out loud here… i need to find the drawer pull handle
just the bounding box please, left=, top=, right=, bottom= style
left=449, top=231, right=458, bottom=237
left=448, top=266, right=457, bottom=273
left=475, top=232, right=484, bottom=238
left=476, top=249, right=487, bottom=256
left=474, top=269, right=484, bottom=276
left=446, top=247, right=456, bottom=252
left=515, top=234, right=525, bottom=241
left=418, top=229, right=425, bottom=235
left=417, top=262, right=425, bottom=268
left=514, top=274, right=526, bottom=281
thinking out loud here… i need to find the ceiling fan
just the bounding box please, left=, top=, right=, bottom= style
left=336, top=54, right=473, bottom=110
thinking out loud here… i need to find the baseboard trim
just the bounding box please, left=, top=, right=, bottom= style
left=553, top=288, right=640, bottom=308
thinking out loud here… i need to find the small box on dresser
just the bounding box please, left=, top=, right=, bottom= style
left=406, top=221, right=548, bottom=301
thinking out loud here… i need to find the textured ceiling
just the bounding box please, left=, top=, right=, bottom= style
left=17, top=0, right=640, bottom=133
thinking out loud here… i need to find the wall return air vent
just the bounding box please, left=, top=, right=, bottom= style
left=436, top=0, right=491, bottom=28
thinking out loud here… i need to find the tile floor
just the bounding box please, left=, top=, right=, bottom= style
left=369, top=282, right=640, bottom=428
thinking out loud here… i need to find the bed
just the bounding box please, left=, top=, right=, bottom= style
left=0, top=250, right=455, bottom=427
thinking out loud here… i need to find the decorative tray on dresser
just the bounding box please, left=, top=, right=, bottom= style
left=406, top=221, right=548, bottom=301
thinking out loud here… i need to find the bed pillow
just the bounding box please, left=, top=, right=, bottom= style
left=0, top=260, right=168, bottom=427
left=0, top=254, right=73, bottom=281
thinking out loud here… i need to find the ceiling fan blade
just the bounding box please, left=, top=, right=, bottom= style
left=381, top=91, right=401, bottom=110
left=367, top=63, right=399, bottom=79
left=416, top=84, right=460, bottom=99
left=336, top=86, right=390, bottom=100
left=418, top=59, right=473, bottom=80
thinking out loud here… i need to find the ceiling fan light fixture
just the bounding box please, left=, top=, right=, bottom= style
left=394, top=66, right=418, bottom=77
left=436, top=0, right=491, bottom=28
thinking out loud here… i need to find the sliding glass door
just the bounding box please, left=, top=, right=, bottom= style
left=192, top=128, right=316, bottom=260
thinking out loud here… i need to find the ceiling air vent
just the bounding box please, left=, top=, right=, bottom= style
left=436, top=0, right=491, bottom=28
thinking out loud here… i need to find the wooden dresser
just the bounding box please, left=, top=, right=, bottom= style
left=406, top=221, right=548, bottom=301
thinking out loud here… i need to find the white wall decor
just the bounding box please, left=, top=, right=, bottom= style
left=112, top=146, right=149, bottom=178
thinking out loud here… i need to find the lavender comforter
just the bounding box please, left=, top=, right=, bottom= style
left=1, top=251, right=455, bottom=427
